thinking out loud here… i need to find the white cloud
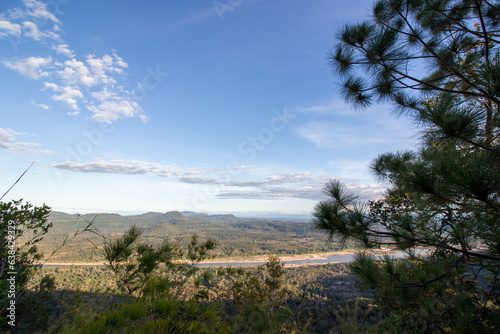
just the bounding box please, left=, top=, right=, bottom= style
left=113, top=53, right=128, bottom=68
left=179, top=172, right=321, bottom=188
left=57, top=58, right=95, bottom=86
left=0, top=128, right=52, bottom=154
left=0, top=128, right=17, bottom=149
left=22, top=20, right=42, bottom=39
left=0, top=1, right=147, bottom=123
left=4, top=0, right=62, bottom=41
left=22, top=21, right=58, bottom=40
left=31, top=99, right=50, bottom=109
left=88, top=99, right=140, bottom=123
left=349, top=183, right=386, bottom=200
left=139, top=114, right=150, bottom=123
left=0, top=19, right=21, bottom=37
left=52, top=159, right=315, bottom=191
left=86, top=54, right=124, bottom=85
left=53, top=158, right=176, bottom=176
left=52, top=43, right=75, bottom=58
left=217, top=180, right=385, bottom=201
left=3, top=56, right=52, bottom=79
left=53, top=87, right=83, bottom=110
left=42, top=81, right=58, bottom=90
left=51, top=157, right=386, bottom=202
left=43, top=82, right=83, bottom=110
left=17, top=0, right=61, bottom=24
left=178, top=169, right=330, bottom=201
left=90, top=87, right=121, bottom=102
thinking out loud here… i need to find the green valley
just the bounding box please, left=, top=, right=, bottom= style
left=39, top=211, right=354, bottom=263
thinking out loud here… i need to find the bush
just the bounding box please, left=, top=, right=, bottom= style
left=0, top=200, right=51, bottom=329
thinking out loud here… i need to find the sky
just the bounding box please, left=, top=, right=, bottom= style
left=0, top=0, right=418, bottom=217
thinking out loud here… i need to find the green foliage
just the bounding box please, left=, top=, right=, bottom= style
left=316, top=0, right=500, bottom=332
left=103, top=225, right=216, bottom=297
left=0, top=199, right=51, bottom=328
left=228, top=303, right=303, bottom=334
left=330, top=0, right=500, bottom=112
left=381, top=310, right=404, bottom=334
left=210, top=255, right=310, bottom=333
left=334, top=298, right=382, bottom=334
left=39, top=273, right=57, bottom=294
left=27, top=261, right=385, bottom=333
left=58, top=298, right=230, bottom=334
left=223, top=255, right=288, bottom=304
left=50, top=255, right=311, bottom=333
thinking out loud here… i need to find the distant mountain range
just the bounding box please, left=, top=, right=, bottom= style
left=41, top=210, right=347, bottom=262
left=49, top=210, right=312, bottom=222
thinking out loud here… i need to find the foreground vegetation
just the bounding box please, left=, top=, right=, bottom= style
left=22, top=261, right=381, bottom=333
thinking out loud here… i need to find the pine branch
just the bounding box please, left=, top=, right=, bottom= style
left=395, top=254, right=466, bottom=288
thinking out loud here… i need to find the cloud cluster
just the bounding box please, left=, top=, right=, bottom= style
left=54, top=159, right=176, bottom=177
left=4, top=56, right=51, bottom=79
left=0, top=0, right=144, bottom=123
left=179, top=171, right=319, bottom=188
left=214, top=179, right=384, bottom=201
left=52, top=158, right=384, bottom=201
left=53, top=158, right=250, bottom=179
left=0, top=128, right=52, bottom=154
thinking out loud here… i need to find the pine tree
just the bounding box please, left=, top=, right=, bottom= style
left=313, top=0, right=500, bottom=331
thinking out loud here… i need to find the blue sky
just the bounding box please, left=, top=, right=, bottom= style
left=0, top=0, right=417, bottom=216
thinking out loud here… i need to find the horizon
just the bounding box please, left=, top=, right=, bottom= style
left=49, top=207, right=313, bottom=221
left=1, top=1, right=417, bottom=216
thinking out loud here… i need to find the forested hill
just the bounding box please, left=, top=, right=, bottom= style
left=48, top=210, right=309, bottom=233
left=42, top=211, right=351, bottom=262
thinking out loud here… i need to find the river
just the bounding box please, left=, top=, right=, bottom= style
left=43, top=250, right=417, bottom=268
